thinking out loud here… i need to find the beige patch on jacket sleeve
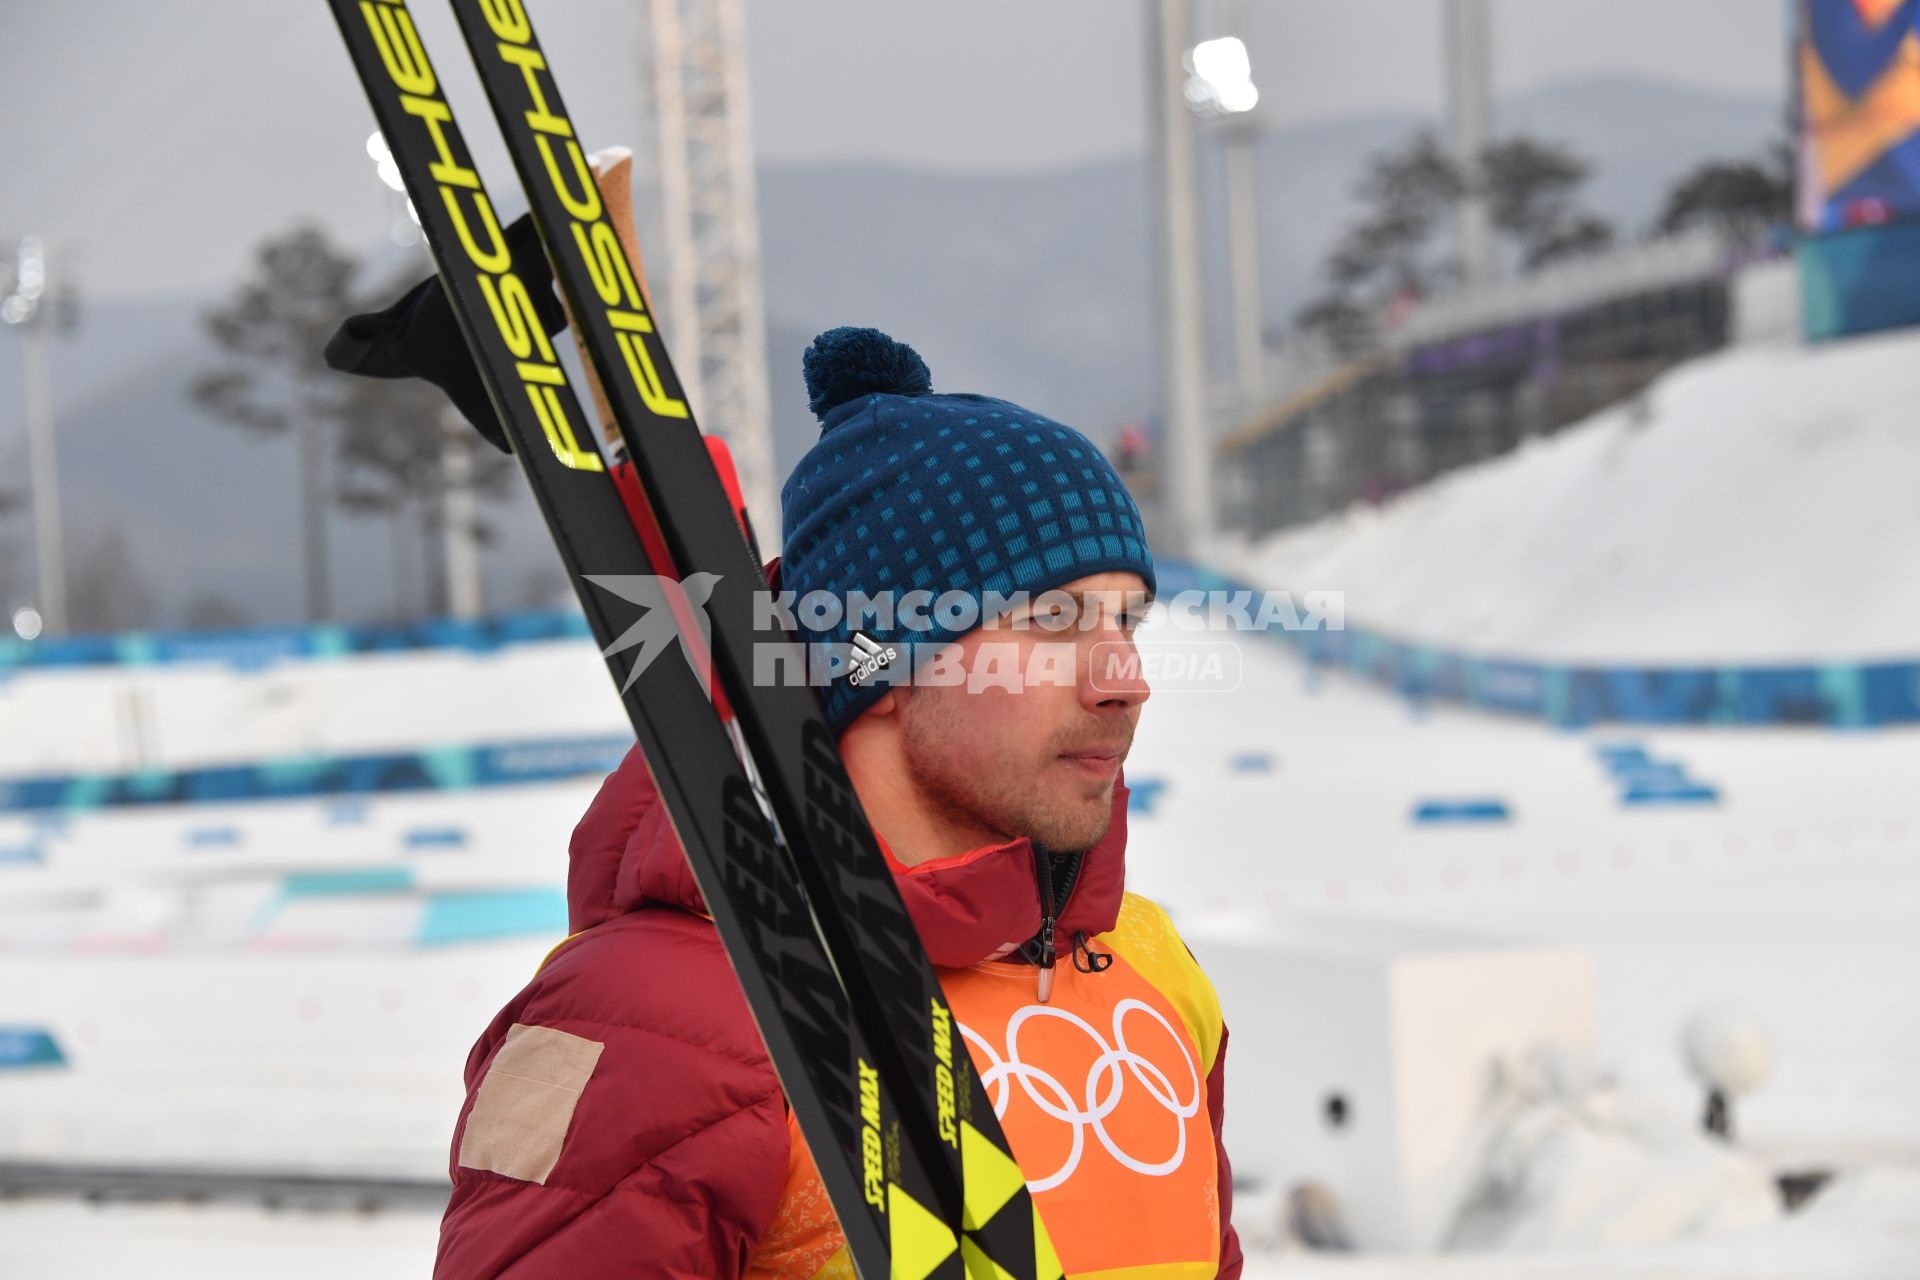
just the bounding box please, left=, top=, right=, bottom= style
left=457, top=1023, right=605, bottom=1184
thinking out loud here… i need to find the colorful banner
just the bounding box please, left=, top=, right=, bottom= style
left=1798, top=0, right=1920, bottom=232
left=0, top=609, right=590, bottom=673
left=1158, top=564, right=1920, bottom=729
left=0, top=733, right=633, bottom=814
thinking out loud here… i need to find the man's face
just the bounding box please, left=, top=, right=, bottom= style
left=895, top=571, right=1153, bottom=854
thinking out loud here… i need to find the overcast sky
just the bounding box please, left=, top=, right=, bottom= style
left=0, top=1, right=1788, bottom=301
left=746, top=0, right=1788, bottom=170
left=0, top=2, right=1792, bottom=624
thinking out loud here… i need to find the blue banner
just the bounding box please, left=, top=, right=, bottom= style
left=0, top=608, right=592, bottom=673
left=1156, top=562, right=1920, bottom=729
left=0, top=733, right=634, bottom=815
left=0, top=1028, right=66, bottom=1070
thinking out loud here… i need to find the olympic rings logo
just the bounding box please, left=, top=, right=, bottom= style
left=957, top=998, right=1201, bottom=1193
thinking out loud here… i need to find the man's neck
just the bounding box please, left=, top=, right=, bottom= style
left=845, top=754, right=1002, bottom=869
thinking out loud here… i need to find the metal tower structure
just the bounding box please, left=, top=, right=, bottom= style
left=643, top=0, right=779, bottom=547
left=1445, top=0, right=1497, bottom=288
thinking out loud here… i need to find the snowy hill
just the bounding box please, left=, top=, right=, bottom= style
left=5, top=626, right=1920, bottom=1271
left=1218, top=329, right=1920, bottom=665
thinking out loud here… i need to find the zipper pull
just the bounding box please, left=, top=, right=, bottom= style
left=1036, top=914, right=1056, bottom=1003
left=1071, top=930, right=1113, bottom=974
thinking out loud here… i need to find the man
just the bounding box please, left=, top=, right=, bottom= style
left=435, top=328, right=1243, bottom=1278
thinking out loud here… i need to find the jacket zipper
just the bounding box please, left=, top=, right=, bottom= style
left=1031, top=845, right=1082, bottom=1003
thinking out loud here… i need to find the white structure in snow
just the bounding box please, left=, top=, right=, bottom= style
left=1193, top=917, right=1595, bottom=1250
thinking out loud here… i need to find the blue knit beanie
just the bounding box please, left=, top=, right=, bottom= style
left=780, top=327, right=1156, bottom=731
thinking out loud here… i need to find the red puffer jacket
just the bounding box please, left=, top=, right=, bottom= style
left=435, top=744, right=1243, bottom=1279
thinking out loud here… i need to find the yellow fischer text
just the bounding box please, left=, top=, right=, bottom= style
left=357, top=0, right=601, bottom=472
left=480, top=2, right=690, bottom=421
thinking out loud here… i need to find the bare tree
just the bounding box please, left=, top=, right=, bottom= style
left=192, top=226, right=357, bottom=621
left=1480, top=137, right=1616, bottom=270
left=196, top=232, right=519, bottom=623
left=67, top=525, right=157, bottom=633
left=1299, top=131, right=1614, bottom=349
left=183, top=591, right=253, bottom=631
left=1657, top=139, right=1793, bottom=240
left=1298, top=133, right=1465, bottom=352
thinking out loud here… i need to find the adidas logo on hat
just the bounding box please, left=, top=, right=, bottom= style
left=847, top=632, right=899, bottom=689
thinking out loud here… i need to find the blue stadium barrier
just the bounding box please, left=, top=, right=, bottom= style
left=1127, top=778, right=1168, bottom=816
left=418, top=888, right=568, bottom=945
left=1592, top=742, right=1720, bottom=808
left=0, top=842, right=43, bottom=866
left=0, top=1027, right=65, bottom=1070
left=1612, top=762, right=1694, bottom=790
left=1152, top=562, right=1920, bottom=729
left=0, top=608, right=592, bottom=672
left=283, top=867, right=415, bottom=897
left=0, top=733, right=634, bottom=815
left=1621, top=784, right=1720, bottom=806
left=1411, top=798, right=1511, bottom=824
left=325, top=800, right=371, bottom=826
left=1591, top=743, right=1651, bottom=769
left=248, top=876, right=565, bottom=946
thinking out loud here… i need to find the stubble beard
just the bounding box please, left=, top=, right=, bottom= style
left=900, top=692, right=1120, bottom=854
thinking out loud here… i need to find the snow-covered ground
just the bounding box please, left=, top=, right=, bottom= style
left=1, top=625, right=1916, bottom=1274
left=1215, top=327, right=1920, bottom=665
left=0, top=636, right=622, bottom=776
left=5, top=1165, right=1918, bottom=1280
left=6, top=316, right=1920, bottom=1271
left=1129, top=637, right=1920, bottom=1173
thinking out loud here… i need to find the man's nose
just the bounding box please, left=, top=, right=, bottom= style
left=1084, top=633, right=1152, bottom=708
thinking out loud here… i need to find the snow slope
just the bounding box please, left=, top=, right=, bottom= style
left=3, top=564, right=1919, bottom=1271
left=1123, top=632, right=1920, bottom=1175
left=8, top=1167, right=1920, bottom=1280
left=1218, top=329, right=1920, bottom=665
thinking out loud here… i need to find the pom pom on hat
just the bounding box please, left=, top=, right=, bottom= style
left=802, top=326, right=932, bottom=422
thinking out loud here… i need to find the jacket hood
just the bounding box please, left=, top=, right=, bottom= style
left=567, top=744, right=1129, bottom=967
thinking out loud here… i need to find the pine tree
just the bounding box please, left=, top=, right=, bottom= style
left=192, top=226, right=358, bottom=621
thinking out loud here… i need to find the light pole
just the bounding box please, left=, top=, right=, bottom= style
left=3, top=237, right=70, bottom=636
left=440, top=406, right=483, bottom=619
left=1445, top=0, right=1497, bottom=288
left=1185, top=17, right=1265, bottom=408
left=1148, top=0, right=1212, bottom=561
